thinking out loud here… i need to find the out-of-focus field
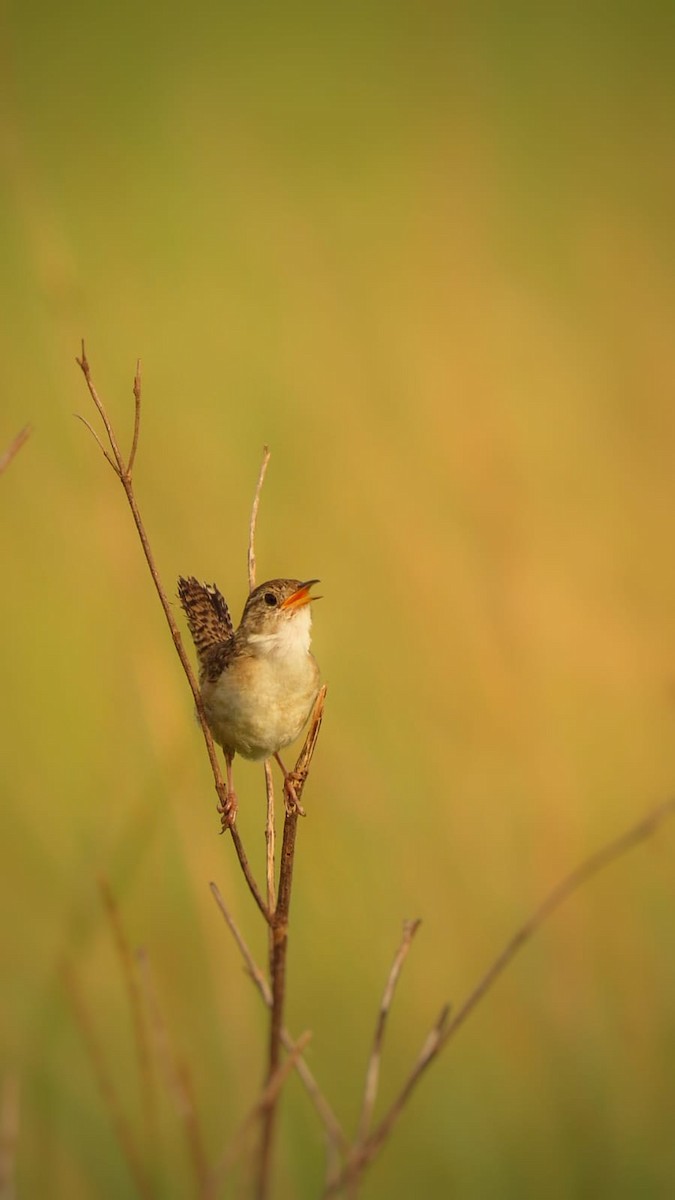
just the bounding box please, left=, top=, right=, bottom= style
left=2, top=5, right=675, bottom=1197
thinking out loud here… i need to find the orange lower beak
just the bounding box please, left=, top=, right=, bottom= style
left=280, top=579, right=320, bottom=610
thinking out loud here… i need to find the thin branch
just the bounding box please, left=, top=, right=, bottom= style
left=327, top=795, right=675, bottom=1195
left=75, top=344, right=269, bottom=922
left=248, top=445, right=271, bottom=592
left=74, top=414, right=120, bottom=475
left=128, top=360, right=142, bottom=476
left=257, top=687, right=327, bottom=1199
left=354, top=919, right=422, bottom=1147
left=208, top=1031, right=312, bottom=1192
left=99, top=877, right=156, bottom=1154
left=135, top=949, right=209, bottom=1194
left=209, top=881, right=347, bottom=1156
left=264, top=760, right=276, bottom=930
left=62, top=961, right=156, bottom=1200
left=0, top=425, right=31, bottom=475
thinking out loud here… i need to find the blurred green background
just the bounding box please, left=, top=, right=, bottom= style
left=2, top=3, right=675, bottom=1197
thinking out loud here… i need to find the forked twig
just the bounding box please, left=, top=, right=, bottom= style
left=0, top=425, right=31, bottom=475
left=136, top=948, right=209, bottom=1194
left=99, top=877, right=156, bottom=1153
left=75, top=344, right=269, bottom=922
left=62, top=961, right=156, bottom=1200
left=354, top=919, right=422, bottom=1146
left=327, top=795, right=675, bottom=1195
left=209, top=882, right=347, bottom=1157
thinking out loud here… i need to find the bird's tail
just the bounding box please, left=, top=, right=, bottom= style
left=177, top=576, right=234, bottom=669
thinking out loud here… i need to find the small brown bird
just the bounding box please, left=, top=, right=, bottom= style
left=178, top=576, right=321, bottom=821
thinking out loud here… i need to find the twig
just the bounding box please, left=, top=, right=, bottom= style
left=99, top=877, right=156, bottom=1154
left=250, top=449, right=277, bottom=930
left=354, top=919, right=422, bottom=1147
left=75, top=343, right=269, bottom=922
left=128, top=360, right=142, bottom=476
left=0, top=425, right=31, bottom=475
left=208, top=1031, right=312, bottom=1192
left=257, top=687, right=327, bottom=1199
left=210, top=873, right=346, bottom=1159
left=327, top=795, right=675, bottom=1195
left=264, top=760, right=276, bottom=924
left=136, top=949, right=209, bottom=1194
left=62, top=961, right=156, bottom=1200
left=0, top=1072, right=19, bottom=1200
left=248, top=445, right=271, bottom=593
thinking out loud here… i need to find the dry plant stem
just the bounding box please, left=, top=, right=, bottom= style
left=256, top=688, right=327, bottom=1200
left=0, top=424, right=31, bottom=474
left=136, top=949, right=209, bottom=1195
left=62, top=962, right=156, bottom=1200
left=248, top=445, right=271, bottom=592
left=0, top=1073, right=19, bottom=1200
left=99, top=877, right=156, bottom=1153
left=248, top=448, right=277, bottom=922
left=208, top=1031, right=312, bottom=1193
left=209, top=880, right=347, bottom=1156
left=354, top=919, right=422, bottom=1147
left=264, top=761, right=277, bottom=918
left=328, top=795, right=675, bottom=1195
left=75, top=344, right=269, bottom=922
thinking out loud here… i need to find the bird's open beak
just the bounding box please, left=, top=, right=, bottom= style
left=280, top=579, right=321, bottom=610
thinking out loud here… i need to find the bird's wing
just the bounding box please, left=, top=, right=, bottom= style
left=177, top=576, right=235, bottom=677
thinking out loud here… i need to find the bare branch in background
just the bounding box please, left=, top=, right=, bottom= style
left=355, top=919, right=422, bottom=1147
left=327, top=795, right=675, bottom=1195
left=0, top=425, right=31, bottom=475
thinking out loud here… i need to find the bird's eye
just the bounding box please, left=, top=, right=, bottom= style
left=264, top=592, right=278, bottom=607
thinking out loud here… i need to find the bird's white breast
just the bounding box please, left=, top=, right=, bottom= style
left=203, top=607, right=319, bottom=760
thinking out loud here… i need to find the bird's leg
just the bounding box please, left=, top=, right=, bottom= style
left=274, top=752, right=306, bottom=817
left=218, top=752, right=238, bottom=829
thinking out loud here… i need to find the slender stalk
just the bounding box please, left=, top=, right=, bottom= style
left=256, top=688, right=327, bottom=1199
left=354, top=919, right=421, bottom=1147
left=264, top=761, right=277, bottom=927
left=248, top=446, right=271, bottom=593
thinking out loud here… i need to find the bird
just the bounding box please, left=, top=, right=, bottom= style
left=177, top=575, right=321, bottom=823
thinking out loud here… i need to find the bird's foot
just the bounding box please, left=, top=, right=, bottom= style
left=218, top=789, right=238, bottom=831
left=282, top=769, right=307, bottom=818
